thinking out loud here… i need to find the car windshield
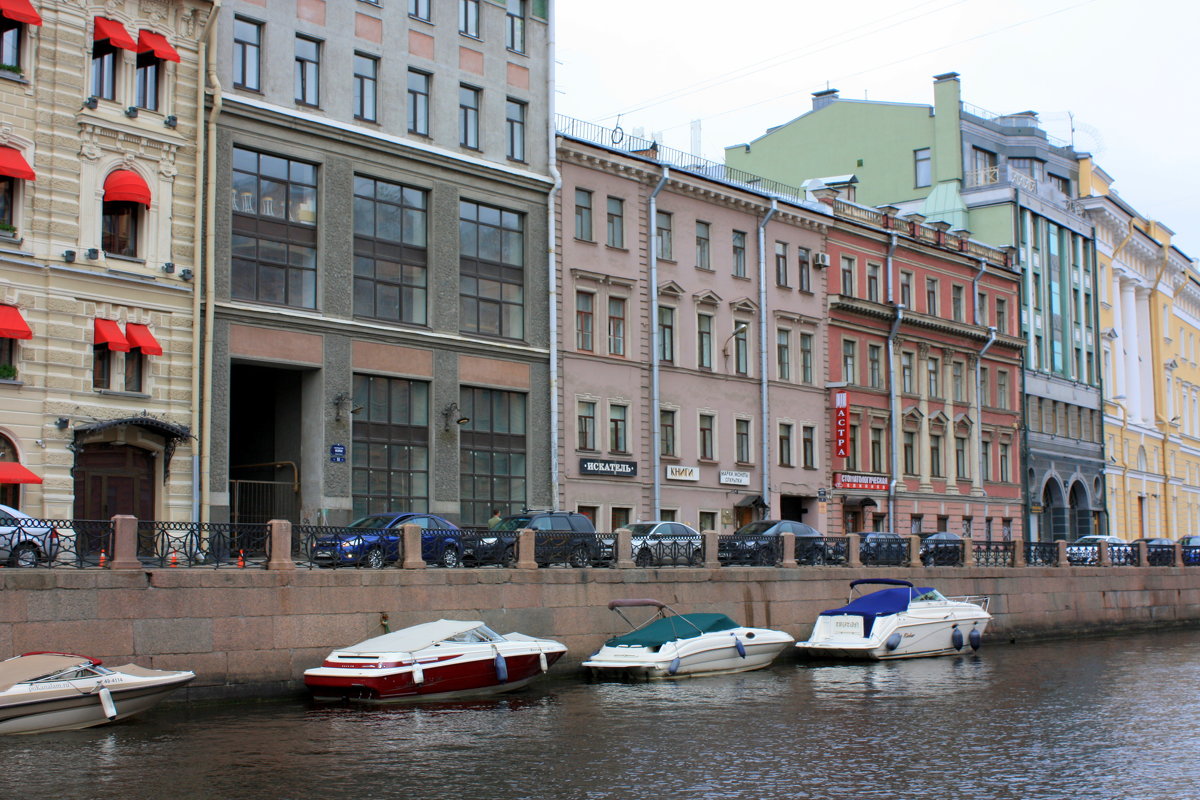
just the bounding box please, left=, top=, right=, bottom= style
left=734, top=522, right=776, bottom=536
left=348, top=515, right=398, bottom=530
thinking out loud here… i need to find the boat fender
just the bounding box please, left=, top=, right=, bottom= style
left=98, top=686, right=118, bottom=720
left=969, top=628, right=982, bottom=651
left=732, top=635, right=746, bottom=659
left=411, top=660, right=424, bottom=685
left=539, top=651, right=549, bottom=673
left=951, top=627, right=964, bottom=651
left=494, top=651, right=509, bottom=683
left=885, top=633, right=902, bottom=652
left=668, top=657, right=681, bottom=675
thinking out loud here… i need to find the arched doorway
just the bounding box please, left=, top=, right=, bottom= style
left=1068, top=481, right=1094, bottom=541
left=1041, top=478, right=1068, bottom=541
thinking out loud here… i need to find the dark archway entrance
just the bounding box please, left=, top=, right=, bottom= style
left=1068, top=481, right=1094, bottom=540
left=1040, top=478, right=1068, bottom=541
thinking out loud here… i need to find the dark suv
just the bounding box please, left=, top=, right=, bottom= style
left=493, top=510, right=602, bottom=567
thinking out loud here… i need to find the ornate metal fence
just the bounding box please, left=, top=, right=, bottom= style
left=134, top=521, right=271, bottom=568
left=534, top=531, right=612, bottom=568
left=717, top=534, right=782, bottom=566
left=1026, top=541, right=1060, bottom=567
left=796, top=536, right=848, bottom=566
left=861, top=538, right=909, bottom=567
left=1145, top=544, right=1176, bottom=567
left=973, top=540, right=1015, bottom=568
left=631, top=534, right=704, bottom=567
left=294, top=524, right=403, bottom=569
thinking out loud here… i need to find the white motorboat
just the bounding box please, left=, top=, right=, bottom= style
left=303, top=619, right=567, bottom=703
left=582, top=599, right=794, bottom=680
left=795, top=579, right=991, bottom=660
left=0, top=652, right=195, bottom=735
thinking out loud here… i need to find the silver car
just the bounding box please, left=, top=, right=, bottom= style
left=626, top=522, right=703, bottom=567
left=0, top=503, right=60, bottom=567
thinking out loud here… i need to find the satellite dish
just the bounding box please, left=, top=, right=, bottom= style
left=1072, top=120, right=1105, bottom=157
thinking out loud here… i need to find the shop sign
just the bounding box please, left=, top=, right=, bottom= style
left=665, top=465, right=700, bottom=481
left=833, top=472, right=888, bottom=491
left=833, top=391, right=849, bottom=457
left=579, top=458, right=638, bottom=477
left=719, top=470, right=750, bottom=486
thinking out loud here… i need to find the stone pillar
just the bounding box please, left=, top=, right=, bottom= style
left=1012, top=536, right=1026, bottom=568
left=614, top=527, right=634, bottom=569
left=907, top=535, right=921, bottom=566
left=961, top=536, right=974, bottom=567
left=847, top=533, right=862, bottom=567
left=702, top=529, right=720, bottom=569
left=267, top=520, right=295, bottom=571
left=107, top=515, right=140, bottom=570
left=780, top=532, right=796, bottom=568
left=1055, top=539, right=1067, bottom=567
left=516, top=528, right=537, bottom=569
left=402, top=523, right=426, bottom=569
left=1174, top=541, right=1183, bottom=568
left=1098, top=539, right=1111, bottom=567
left=1135, top=540, right=1148, bottom=568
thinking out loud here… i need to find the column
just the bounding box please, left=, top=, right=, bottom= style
left=1135, top=286, right=1154, bottom=425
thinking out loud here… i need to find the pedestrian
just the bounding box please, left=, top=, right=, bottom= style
left=488, top=509, right=502, bottom=529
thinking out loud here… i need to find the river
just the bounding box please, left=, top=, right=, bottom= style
left=3, top=628, right=1198, bottom=800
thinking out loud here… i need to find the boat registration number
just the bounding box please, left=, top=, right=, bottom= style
left=830, top=616, right=864, bottom=638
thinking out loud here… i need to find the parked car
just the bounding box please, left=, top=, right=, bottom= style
left=625, top=522, right=703, bottom=567
left=0, top=504, right=59, bottom=567
left=493, top=510, right=601, bottom=567
left=1065, top=534, right=1127, bottom=566
left=919, top=531, right=963, bottom=567
left=719, top=520, right=838, bottom=566
left=311, top=513, right=462, bottom=569
left=1180, top=535, right=1200, bottom=566
left=856, top=531, right=908, bottom=566
left=1131, top=537, right=1176, bottom=566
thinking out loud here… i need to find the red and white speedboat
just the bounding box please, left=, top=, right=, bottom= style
left=303, top=619, right=567, bottom=703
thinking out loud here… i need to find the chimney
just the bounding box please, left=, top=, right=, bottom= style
left=812, top=88, right=839, bottom=111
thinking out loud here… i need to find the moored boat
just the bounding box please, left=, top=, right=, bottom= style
left=0, top=652, right=195, bottom=735
left=582, top=599, right=794, bottom=680
left=795, top=578, right=991, bottom=660
left=303, top=619, right=566, bottom=703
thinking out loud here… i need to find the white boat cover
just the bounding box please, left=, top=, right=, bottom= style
left=337, top=620, right=488, bottom=655
left=0, top=654, right=93, bottom=692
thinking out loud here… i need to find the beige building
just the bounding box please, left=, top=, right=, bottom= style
left=0, top=2, right=212, bottom=518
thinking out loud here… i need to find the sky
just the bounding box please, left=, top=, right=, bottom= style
left=554, top=0, right=1199, bottom=257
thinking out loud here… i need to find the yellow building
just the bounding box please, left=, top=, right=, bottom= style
left=1081, top=159, right=1199, bottom=539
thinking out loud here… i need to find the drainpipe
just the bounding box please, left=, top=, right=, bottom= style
left=884, top=233, right=899, bottom=532
left=193, top=1, right=222, bottom=523
left=648, top=167, right=669, bottom=517
left=546, top=9, right=561, bottom=510
left=757, top=199, right=778, bottom=515
left=975, top=325, right=997, bottom=504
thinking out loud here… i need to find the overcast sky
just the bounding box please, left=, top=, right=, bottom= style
left=554, top=0, right=1198, bottom=257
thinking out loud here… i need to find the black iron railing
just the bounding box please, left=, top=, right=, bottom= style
left=631, top=534, right=704, bottom=567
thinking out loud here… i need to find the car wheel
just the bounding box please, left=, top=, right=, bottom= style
left=634, top=548, right=654, bottom=568
left=9, top=543, right=39, bottom=568
left=502, top=545, right=516, bottom=567
left=689, top=548, right=704, bottom=567
left=440, top=547, right=461, bottom=569
left=365, top=547, right=385, bottom=569
left=569, top=545, right=591, bottom=568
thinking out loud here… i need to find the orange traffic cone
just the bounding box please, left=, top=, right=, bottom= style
left=98, top=549, right=106, bottom=567
left=170, top=550, right=178, bottom=567
left=237, top=549, right=245, bottom=568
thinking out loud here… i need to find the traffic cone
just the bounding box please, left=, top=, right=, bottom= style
left=98, top=549, right=106, bottom=567
left=237, top=549, right=245, bottom=568
left=170, top=550, right=178, bottom=567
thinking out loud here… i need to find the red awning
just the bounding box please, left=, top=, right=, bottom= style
left=94, top=319, right=130, bottom=352
left=124, top=323, right=162, bottom=356
left=137, top=29, right=180, bottom=63
left=103, top=169, right=151, bottom=206
left=93, top=16, right=137, bottom=51
left=0, top=146, right=35, bottom=181
left=0, top=0, right=42, bottom=25
left=0, top=305, right=32, bottom=339
left=0, top=463, right=42, bottom=485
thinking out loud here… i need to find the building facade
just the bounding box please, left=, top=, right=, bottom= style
left=0, top=1, right=211, bottom=519
left=205, top=0, right=553, bottom=525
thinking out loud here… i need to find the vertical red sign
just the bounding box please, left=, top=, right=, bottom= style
left=833, top=391, right=849, bottom=458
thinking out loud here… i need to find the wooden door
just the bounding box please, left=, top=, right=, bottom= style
left=73, top=443, right=155, bottom=521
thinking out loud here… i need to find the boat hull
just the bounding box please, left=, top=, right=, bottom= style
left=583, top=628, right=794, bottom=680
left=0, top=673, right=195, bottom=735
left=796, top=603, right=990, bottom=661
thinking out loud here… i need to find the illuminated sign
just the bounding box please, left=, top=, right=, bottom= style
left=833, top=390, right=849, bottom=458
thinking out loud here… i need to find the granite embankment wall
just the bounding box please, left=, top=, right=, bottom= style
left=2, top=566, right=1199, bottom=699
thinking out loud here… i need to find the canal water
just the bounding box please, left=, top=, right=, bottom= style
left=4, top=628, right=1199, bottom=800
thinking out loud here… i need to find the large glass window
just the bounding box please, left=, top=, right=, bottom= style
left=459, top=200, right=524, bottom=338
left=460, top=388, right=526, bottom=526
left=231, top=147, right=318, bottom=308
left=459, top=85, right=480, bottom=149
left=353, top=176, right=428, bottom=324
left=232, top=17, right=262, bottom=91
left=353, top=53, right=378, bottom=122
left=407, top=70, right=430, bottom=135
left=352, top=374, right=430, bottom=517
left=294, top=35, right=320, bottom=106
left=506, top=99, right=526, bottom=161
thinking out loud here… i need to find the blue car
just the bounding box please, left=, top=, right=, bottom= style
left=311, top=513, right=462, bottom=569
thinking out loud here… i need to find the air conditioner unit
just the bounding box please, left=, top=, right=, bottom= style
left=813, top=252, right=831, bottom=268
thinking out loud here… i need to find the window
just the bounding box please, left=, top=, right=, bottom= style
left=1010, top=158, right=1044, bottom=181
left=999, top=443, right=1011, bottom=482
left=733, top=323, right=749, bottom=375
left=995, top=297, right=1007, bottom=334
left=660, top=409, right=676, bottom=457
left=409, top=0, right=431, bottom=21
left=977, top=292, right=988, bottom=326
left=294, top=36, right=320, bottom=106
left=459, top=85, right=480, bottom=149
left=997, top=370, right=1010, bottom=410
left=123, top=347, right=145, bottom=392
left=351, top=374, right=431, bottom=517
left=459, top=0, right=480, bottom=36
left=697, top=313, right=713, bottom=370
left=699, top=414, right=715, bottom=460
left=775, top=242, right=788, bottom=286
left=698, top=511, right=717, bottom=533
left=613, top=507, right=634, bottom=531
left=846, top=425, right=859, bottom=470
left=92, top=343, right=111, bottom=390
left=736, top=419, right=751, bottom=463
left=777, top=329, right=791, bottom=381
left=732, top=231, right=746, bottom=277
left=459, top=200, right=525, bottom=338
left=1, top=16, right=24, bottom=71
left=800, top=333, right=813, bottom=384
left=870, top=428, right=883, bottom=472
left=980, top=366, right=990, bottom=407
left=981, top=440, right=991, bottom=481
left=779, top=423, right=794, bottom=467
left=574, top=189, right=593, bottom=241
left=842, top=340, right=857, bottom=384
left=0, top=332, right=15, bottom=380
left=577, top=401, right=596, bottom=450
left=866, top=264, right=880, bottom=302
left=930, top=434, right=943, bottom=477
left=840, top=256, right=855, bottom=295
left=606, top=197, right=624, bottom=248
left=696, top=221, right=711, bottom=269
left=972, top=147, right=998, bottom=183
left=353, top=53, right=378, bottom=121
left=900, top=271, right=912, bottom=308
left=926, top=278, right=939, bottom=315
left=575, top=291, right=594, bottom=350
left=955, top=437, right=968, bottom=479
left=609, top=404, right=628, bottom=452
left=901, top=352, right=913, bottom=393
left=655, top=211, right=673, bottom=260
left=91, top=36, right=119, bottom=101
left=352, top=176, right=428, bottom=324
left=915, top=147, right=931, bottom=188
left=407, top=70, right=430, bottom=135
left=910, top=515, right=924, bottom=535
left=952, top=284, right=964, bottom=321
left=927, top=357, right=940, bottom=397
left=903, top=431, right=916, bottom=474
left=868, top=344, right=882, bottom=388
left=233, top=17, right=262, bottom=91
left=658, top=307, right=675, bottom=363
left=952, top=362, right=965, bottom=402
left=802, top=425, right=816, bottom=468
left=102, top=198, right=140, bottom=258
left=459, top=387, right=526, bottom=525
left=231, top=148, right=319, bottom=308
left=797, top=248, right=811, bottom=291
left=607, top=297, right=626, bottom=356
left=135, top=50, right=161, bottom=111
left=1049, top=173, right=1070, bottom=196
left=506, top=0, right=526, bottom=52
left=505, top=99, right=526, bottom=161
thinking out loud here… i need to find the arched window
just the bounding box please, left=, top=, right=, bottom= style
left=102, top=169, right=151, bottom=258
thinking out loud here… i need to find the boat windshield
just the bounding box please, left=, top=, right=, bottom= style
left=910, top=589, right=948, bottom=603
left=34, top=665, right=110, bottom=682
left=445, top=625, right=504, bottom=644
